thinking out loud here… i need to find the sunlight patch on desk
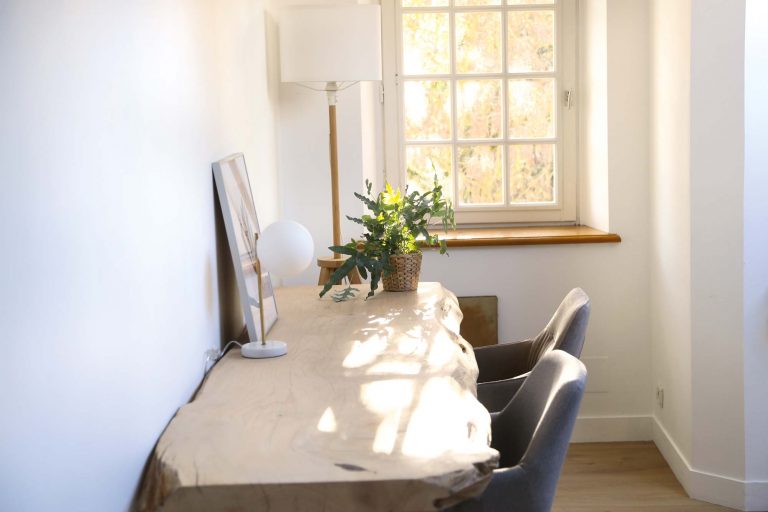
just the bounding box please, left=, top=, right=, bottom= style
left=367, top=314, right=394, bottom=327
left=397, top=335, right=426, bottom=356
left=367, top=361, right=422, bottom=376
left=373, top=409, right=403, bottom=455
left=426, top=329, right=456, bottom=367
left=343, top=334, right=390, bottom=368
left=317, top=407, right=338, bottom=433
left=360, top=379, right=415, bottom=415
left=402, top=377, right=472, bottom=458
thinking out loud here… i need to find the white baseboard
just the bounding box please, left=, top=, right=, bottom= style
left=652, top=416, right=768, bottom=511
left=571, top=415, right=653, bottom=443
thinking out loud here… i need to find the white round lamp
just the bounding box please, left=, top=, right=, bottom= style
left=258, top=220, right=314, bottom=277
left=240, top=220, right=314, bottom=359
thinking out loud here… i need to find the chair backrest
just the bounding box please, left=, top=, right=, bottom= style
left=487, top=351, right=587, bottom=512
left=526, top=288, right=590, bottom=370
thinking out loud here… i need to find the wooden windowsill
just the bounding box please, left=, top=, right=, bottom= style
left=423, top=225, right=621, bottom=248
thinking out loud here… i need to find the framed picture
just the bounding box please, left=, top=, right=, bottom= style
left=213, top=153, right=278, bottom=342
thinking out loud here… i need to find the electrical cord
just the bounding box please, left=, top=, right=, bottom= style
left=203, top=340, right=243, bottom=374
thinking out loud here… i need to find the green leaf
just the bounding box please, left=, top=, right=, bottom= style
left=367, top=268, right=381, bottom=299
left=328, top=245, right=357, bottom=256
left=354, top=191, right=377, bottom=210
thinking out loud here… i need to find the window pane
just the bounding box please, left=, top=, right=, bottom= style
left=403, top=0, right=449, bottom=6
left=406, top=145, right=453, bottom=202
left=458, top=145, right=503, bottom=205
left=456, top=12, right=502, bottom=74
left=507, top=10, right=555, bottom=72
left=457, top=79, right=502, bottom=140
left=404, top=81, right=452, bottom=141
left=508, top=78, right=555, bottom=138
left=403, top=13, right=450, bottom=75
left=508, top=144, right=554, bottom=203
left=456, top=0, right=502, bottom=5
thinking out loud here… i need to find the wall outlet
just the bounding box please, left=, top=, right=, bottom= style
left=656, top=385, right=664, bottom=408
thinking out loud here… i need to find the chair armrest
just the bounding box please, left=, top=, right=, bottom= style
left=475, top=340, right=534, bottom=383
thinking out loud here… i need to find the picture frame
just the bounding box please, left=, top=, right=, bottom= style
left=212, top=153, right=278, bottom=342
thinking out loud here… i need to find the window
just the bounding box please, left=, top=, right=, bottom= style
left=382, top=0, right=576, bottom=224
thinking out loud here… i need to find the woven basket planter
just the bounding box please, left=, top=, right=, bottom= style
left=383, top=253, right=422, bottom=292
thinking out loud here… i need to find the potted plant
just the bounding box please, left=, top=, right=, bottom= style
left=319, top=179, right=455, bottom=301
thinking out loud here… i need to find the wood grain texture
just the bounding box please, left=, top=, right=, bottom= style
left=424, top=225, right=621, bottom=248
left=329, top=104, right=341, bottom=251
left=137, top=283, right=498, bottom=512
left=553, top=442, right=736, bottom=511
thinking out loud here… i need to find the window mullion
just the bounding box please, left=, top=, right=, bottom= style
left=501, top=4, right=509, bottom=206
left=449, top=5, right=459, bottom=207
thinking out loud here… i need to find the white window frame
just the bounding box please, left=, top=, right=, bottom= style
left=382, top=0, right=577, bottom=225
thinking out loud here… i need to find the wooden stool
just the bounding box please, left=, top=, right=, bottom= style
left=317, top=256, right=362, bottom=286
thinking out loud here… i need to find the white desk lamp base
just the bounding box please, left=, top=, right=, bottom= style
left=241, top=341, right=288, bottom=359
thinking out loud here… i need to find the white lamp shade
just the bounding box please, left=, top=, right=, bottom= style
left=279, top=5, right=382, bottom=83
left=258, top=220, right=314, bottom=278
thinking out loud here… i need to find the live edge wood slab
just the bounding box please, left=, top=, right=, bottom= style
left=137, top=283, right=498, bottom=512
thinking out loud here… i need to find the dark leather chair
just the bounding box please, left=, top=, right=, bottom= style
left=445, top=350, right=587, bottom=512
left=475, top=288, right=590, bottom=412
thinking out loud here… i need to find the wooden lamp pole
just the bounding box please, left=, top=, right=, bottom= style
left=316, top=82, right=361, bottom=286
left=328, top=85, right=342, bottom=255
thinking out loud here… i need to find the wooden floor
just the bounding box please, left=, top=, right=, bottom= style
left=552, top=442, right=736, bottom=512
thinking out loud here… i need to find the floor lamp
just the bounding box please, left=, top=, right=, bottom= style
left=279, top=4, right=382, bottom=285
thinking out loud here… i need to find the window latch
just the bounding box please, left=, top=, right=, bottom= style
left=564, top=90, right=573, bottom=109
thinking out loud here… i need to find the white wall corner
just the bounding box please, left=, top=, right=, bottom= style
left=743, top=0, right=768, bottom=496
left=653, top=416, right=768, bottom=511
left=577, top=0, right=610, bottom=231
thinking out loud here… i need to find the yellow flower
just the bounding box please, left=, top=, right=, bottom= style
left=382, top=182, right=402, bottom=206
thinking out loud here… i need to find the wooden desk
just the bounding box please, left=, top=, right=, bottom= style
left=138, top=283, right=498, bottom=512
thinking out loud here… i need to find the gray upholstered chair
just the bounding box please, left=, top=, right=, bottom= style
left=475, top=288, right=590, bottom=413
left=445, top=350, right=587, bottom=512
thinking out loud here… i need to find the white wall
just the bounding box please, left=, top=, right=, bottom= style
left=0, top=1, right=278, bottom=510
left=649, top=1, right=768, bottom=509
left=689, top=0, right=746, bottom=482
left=743, top=0, right=768, bottom=491
left=578, top=0, right=609, bottom=232
left=649, top=0, right=693, bottom=467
